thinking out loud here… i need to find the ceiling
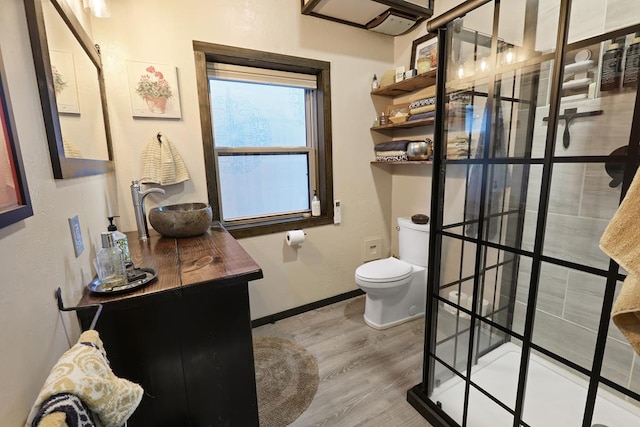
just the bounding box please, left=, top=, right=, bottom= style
left=301, top=0, right=434, bottom=36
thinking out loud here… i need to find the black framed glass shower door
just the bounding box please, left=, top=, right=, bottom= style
left=408, top=1, right=640, bottom=426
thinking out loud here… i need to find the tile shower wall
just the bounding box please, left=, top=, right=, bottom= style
left=514, top=91, right=639, bottom=392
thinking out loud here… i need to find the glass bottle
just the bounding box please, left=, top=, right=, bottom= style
left=95, top=232, right=127, bottom=290
left=107, top=216, right=131, bottom=265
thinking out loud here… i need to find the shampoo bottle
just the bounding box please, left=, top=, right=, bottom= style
left=95, top=232, right=127, bottom=290
left=107, top=216, right=131, bottom=265
left=623, top=32, right=640, bottom=88
left=601, top=37, right=625, bottom=91
left=311, top=190, right=321, bottom=217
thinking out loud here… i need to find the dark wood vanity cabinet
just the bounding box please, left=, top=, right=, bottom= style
left=77, top=223, right=263, bottom=426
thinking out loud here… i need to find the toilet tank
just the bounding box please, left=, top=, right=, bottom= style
left=398, top=217, right=430, bottom=267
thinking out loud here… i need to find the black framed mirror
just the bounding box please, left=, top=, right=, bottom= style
left=24, top=0, right=113, bottom=179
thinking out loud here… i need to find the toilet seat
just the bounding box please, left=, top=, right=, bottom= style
left=355, top=257, right=413, bottom=287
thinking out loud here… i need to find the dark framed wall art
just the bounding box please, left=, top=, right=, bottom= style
left=0, top=47, right=33, bottom=229
left=410, top=33, right=438, bottom=74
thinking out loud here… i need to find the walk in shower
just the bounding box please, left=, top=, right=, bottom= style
left=407, top=1, right=640, bottom=426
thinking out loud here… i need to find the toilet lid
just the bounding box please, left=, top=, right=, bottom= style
left=356, top=257, right=413, bottom=283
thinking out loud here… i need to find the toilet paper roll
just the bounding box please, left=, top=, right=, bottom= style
left=481, top=298, right=491, bottom=317
left=286, top=230, right=305, bottom=246
left=444, top=291, right=468, bottom=315
left=449, top=291, right=468, bottom=307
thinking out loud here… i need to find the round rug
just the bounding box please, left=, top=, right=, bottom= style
left=253, top=337, right=319, bottom=427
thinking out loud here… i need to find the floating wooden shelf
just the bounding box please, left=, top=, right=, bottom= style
left=371, top=116, right=435, bottom=131
left=371, top=160, right=433, bottom=165
left=371, top=70, right=437, bottom=97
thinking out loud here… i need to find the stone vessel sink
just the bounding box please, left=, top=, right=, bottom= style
left=148, top=203, right=213, bottom=238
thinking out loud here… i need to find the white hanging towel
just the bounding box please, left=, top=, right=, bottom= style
left=141, top=132, right=190, bottom=185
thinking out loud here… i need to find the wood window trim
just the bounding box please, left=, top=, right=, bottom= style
left=193, top=41, right=334, bottom=239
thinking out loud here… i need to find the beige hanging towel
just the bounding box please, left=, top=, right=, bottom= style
left=141, top=132, right=190, bottom=186
left=600, top=169, right=640, bottom=355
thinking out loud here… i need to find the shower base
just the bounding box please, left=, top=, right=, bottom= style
left=430, top=342, right=640, bottom=426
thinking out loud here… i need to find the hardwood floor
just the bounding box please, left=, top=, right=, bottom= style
left=252, top=295, right=434, bottom=427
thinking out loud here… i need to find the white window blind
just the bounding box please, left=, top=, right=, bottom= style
left=208, top=63, right=317, bottom=89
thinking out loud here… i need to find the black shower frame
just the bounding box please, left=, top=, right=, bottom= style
left=407, top=1, right=640, bottom=426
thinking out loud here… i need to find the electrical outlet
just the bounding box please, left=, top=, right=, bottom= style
left=68, top=215, right=84, bottom=257
left=334, top=199, right=341, bottom=224
left=363, top=237, right=382, bottom=262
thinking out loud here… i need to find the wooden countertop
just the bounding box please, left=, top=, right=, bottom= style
left=77, top=222, right=263, bottom=307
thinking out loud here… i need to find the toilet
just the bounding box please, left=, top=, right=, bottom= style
left=355, top=217, right=429, bottom=329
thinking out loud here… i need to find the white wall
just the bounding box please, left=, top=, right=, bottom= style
left=0, top=1, right=116, bottom=424
left=0, top=0, right=396, bottom=423
left=90, top=0, right=396, bottom=320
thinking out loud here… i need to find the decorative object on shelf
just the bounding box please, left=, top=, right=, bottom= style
left=379, top=69, right=396, bottom=88
left=0, top=47, right=32, bottom=229
left=405, top=68, right=418, bottom=78
left=389, top=115, right=409, bottom=124
left=410, top=33, right=438, bottom=73
left=395, top=66, right=406, bottom=82
left=385, top=102, right=410, bottom=120
left=374, top=139, right=424, bottom=162
left=542, top=108, right=603, bottom=148
left=127, top=61, right=182, bottom=118
left=372, top=74, right=379, bottom=89
left=407, top=139, right=433, bottom=160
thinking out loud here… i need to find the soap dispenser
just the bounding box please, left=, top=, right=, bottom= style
left=107, top=216, right=131, bottom=265
left=601, top=37, right=625, bottom=91
left=623, top=32, right=640, bottom=88
left=95, top=232, right=127, bottom=290
left=311, top=190, right=321, bottom=217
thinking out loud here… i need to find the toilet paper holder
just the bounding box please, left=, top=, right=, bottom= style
left=285, top=229, right=307, bottom=246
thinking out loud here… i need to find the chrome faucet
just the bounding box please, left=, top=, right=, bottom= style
left=131, top=179, right=165, bottom=241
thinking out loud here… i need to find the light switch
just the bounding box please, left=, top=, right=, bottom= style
left=68, top=215, right=84, bottom=257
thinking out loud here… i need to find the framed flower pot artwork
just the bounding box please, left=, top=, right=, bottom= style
left=49, top=50, right=80, bottom=114
left=126, top=61, right=182, bottom=118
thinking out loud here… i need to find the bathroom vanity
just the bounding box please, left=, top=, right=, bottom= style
left=76, top=222, right=263, bottom=426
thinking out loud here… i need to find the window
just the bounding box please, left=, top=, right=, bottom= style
left=193, top=42, right=333, bottom=238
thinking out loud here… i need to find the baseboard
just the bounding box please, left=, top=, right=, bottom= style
left=407, top=383, right=457, bottom=427
left=251, top=289, right=364, bottom=328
